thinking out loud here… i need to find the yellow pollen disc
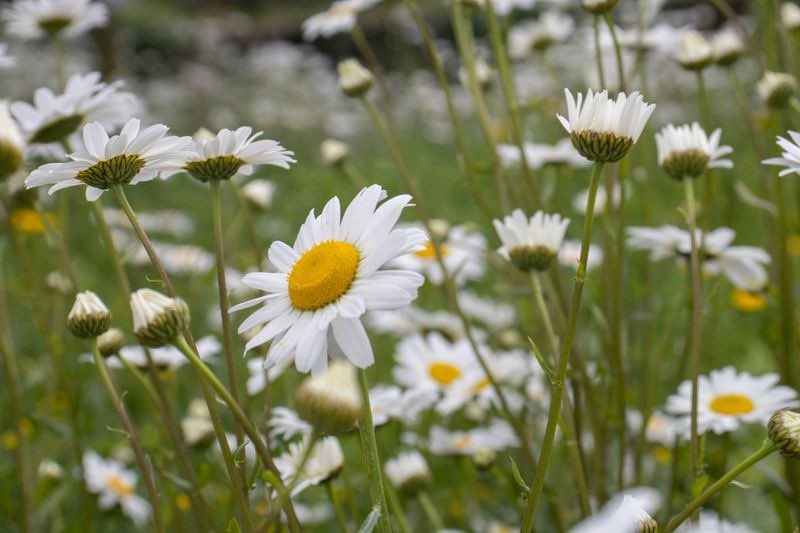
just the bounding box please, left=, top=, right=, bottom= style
left=176, top=493, right=191, bottom=511
left=709, top=393, right=755, bottom=415
left=429, top=361, right=462, bottom=385
left=730, top=289, right=768, bottom=312
left=471, top=378, right=491, bottom=393
left=288, top=241, right=360, bottom=311
left=652, top=445, right=672, bottom=464
left=452, top=435, right=472, bottom=450
left=10, top=209, right=45, bottom=233
left=107, top=475, right=135, bottom=497
left=414, top=241, right=449, bottom=259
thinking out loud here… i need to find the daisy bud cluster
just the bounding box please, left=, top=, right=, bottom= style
left=768, top=409, right=800, bottom=459
left=295, top=359, right=363, bottom=435
left=67, top=291, right=112, bottom=339
left=338, top=58, right=374, bottom=98
left=130, top=288, right=190, bottom=348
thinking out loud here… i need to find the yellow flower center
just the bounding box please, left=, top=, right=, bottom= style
left=176, top=493, right=192, bottom=511
left=429, top=361, right=462, bottom=385
left=452, top=435, right=472, bottom=450
left=414, top=241, right=449, bottom=259
left=10, top=209, right=45, bottom=233
left=106, top=474, right=135, bottom=497
left=288, top=241, right=360, bottom=311
left=652, top=445, right=672, bottom=464
left=730, top=289, right=768, bottom=312
left=471, top=378, right=491, bottom=393
left=709, top=393, right=755, bottom=415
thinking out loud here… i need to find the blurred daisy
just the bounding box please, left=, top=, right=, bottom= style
left=393, top=224, right=486, bottom=286
left=675, top=510, right=757, bottom=533
left=128, top=242, right=214, bottom=276
left=231, top=185, right=425, bottom=375
left=81, top=335, right=221, bottom=370
left=182, top=126, right=295, bottom=182
left=25, top=118, right=193, bottom=201
left=457, top=290, right=517, bottom=331
left=757, top=71, right=797, bottom=108
left=428, top=419, right=519, bottom=455
left=369, top=384, right=436, bottom=426
left=655, top=122, right=733, bottom=180
left=558, top=89, right=655, bottom=163
left=385, top=451, right=430, bottom=493
left=712, top=27, right=745, bottom=66
left=675, top=31, right=713, bottom=70
left=729, top=289, right=768, bottom=312
left=11, top=72, right=139, bottom=144
left=246, top=357, right=292, bottom=396
left=497, top=139, right=590, bottom=169
left=783, top=2, right=800, bottom=32
left=393, top=332, right=482, bottom=394
left=644, top=411, right=683, bottom=446
left=275, top=436, right=344, bottom=496
left=0, top=44, right=16, bottom=69
left=268, top=407, right=313, bottom=442
left=3, top=0, right=107, bottom=40
left=302, top=0, right=381, bottom=41
left=617, top=23, right=684, bottom=55
left=558, top=240, right=604, bottom=271
left=242, top=179, right=277, bottom=210
left=494, top=209, right=570, bottom=272
left=0, top=100, right=25, bottom=180
left=103, top=208, right=195, bottom=239
left=570, top=488, right=660, bottom=533
left=180, top=399, right=214, bottom=448
left=82, top=451, right=151, bottom=527
left=666, top=366, right=799, bottom=435
left=763, top=130, right=800, bottom=176
left=367, top=305, right=466, bottom=340
left=489, top=0, right=536, bottom=16
left=572, top=183, right=625, bottom=215
left=508, top=10, right=574, bottom=57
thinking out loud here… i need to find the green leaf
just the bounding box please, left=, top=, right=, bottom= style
left=357, top=505, right=381, bottom=533
left=226, top=517, right=241, bottom=533
left=509, top=456, right=530, bottom=497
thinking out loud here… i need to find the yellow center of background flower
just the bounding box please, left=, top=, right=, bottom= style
left=452, top=435, right=472, bottom=450
left=730, top=289, right=768, bottom=312
left=106, top=474, right=135, bottom=497
left=414, top=241, right=449, bottom=259
left=428, top=361, right=462, bottom=385
left=471, top=378, right=491, bottom=393
left=288, top=241, right=359, bottom=311
left=709, top=393, right=755, bottom=415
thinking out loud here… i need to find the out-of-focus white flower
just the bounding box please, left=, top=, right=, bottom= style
left=570, top=488, right=661, bottom=533
left=655, top=122, right=733, bottom=179
left=385, top=451, right=431, bottom=492
left=493, top=209, right=570, bottom=272
left=497, top=139, right=590, bottom=169
left=82, top=335, right=220, bottom=370
left=4, top=0, right=107, bottom=40
left=275, top=436, right=345, bottom=496
left=242, top=179, right=277, bottom=210
left=675, top=31, right=713, bottom=70
left=428, top=419, right=519, bottom=455
left=757, top=71, right=797, bottom=108
left=764, top=130, right=800, bottom=176
left=558, top=240, right=603, bottom=271
left=366, top=305, right=466, bottom=340
left=246, top=357, right=292, bottom=396
left=572, top=183, right=625, bottom=215
left=783, top=2, right=800, bottom=31
left=82, top=451, right=151, bottom=527
left=127, top=242, right=214, bottom=276
left=508, top=10, right=573, bottom=57
left=268, top=407, right=313, bottom=442
left=675, top=510, right=757, bottom=532
left=392, top=224, right=486, bottom=286
left=487, top=0, right=535, bottom=16
left=644, top=411, right=683, bottom=446
left=711, top=27, right=745, bottom=66
left=180, top=399, right=215, bottom=447
left=0, top=101, right=24, bottom=181
left=369, top=384, right=436, bottom=426
left=301, top=0, right=381, bottom=41
left=321, top=138, right=350, bottom=166
left=457, top=290, right=516, bottom=331
left=0, top=44, right=16, bottom=69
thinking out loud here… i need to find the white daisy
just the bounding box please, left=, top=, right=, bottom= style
left=369, top=384, right=437, bottom=426
left=103, top=207, right=196, bottom=239
left=366, top=305, right=466, bottom=341
left=182, top=126, right=295, bottom=182
left=127, top=242, right=214, bottom=276
left=558, top=89, right=655, bottom=163
left=82, top=451, right=151, bottom=527
left=392, top=223, right=487, bottom=286
left=675, top=31, right=713, bottom=70
left=3, top=0, right=107, bottom=40
left=494, top=209, right=570, bottom=272
left=268, top=407, right=313, bottom=442
left=301, top=0, right=381, bottom=41
left=757, top=71, right=797, bottom=108
left=617, top=23, right=684, bottom=55
left=0, top=100, right=25, bottom=179
left=456, top=290, right=517, bottom=331
left=570, top=488, right=661, bottom=533
left=392, top=332, right=482, bottom=394
left=274, top=436, right=345, bottom=496
left=246, top=357, right=292, bottom=396
left=763, top=130, right=800, bottom=176
left=25, top=118, right=193, bottom=201
left=384, top=451, right=431, bottom=492
left=497, top=139, right=590, bottom=169
left=655, top=122, right=733, bottom=179
left=180, top=399, right=215, bottom=448
left=242, top=179, right=277, bottom=210
left=711, top=27, right=745, bottom=66
left=665, top=366, right=799, bottom=436
left=231, top=185, right=426, bottom=375
left=508, top=10, right=574, bottom=57
left=80, top=335, right=221, bottom=370
left=675, top=510, right=757, bottom=533
left=428, top=419, right=519, bottom=455
left=558, top=240, right=603, bottom=271
left=11, top=71, right=140, bottom=144
left=644, top=411, right=683, bottom=446
left=783, top=2, right=800, bottom=31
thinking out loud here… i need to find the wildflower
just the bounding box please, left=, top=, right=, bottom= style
left=180, top=399, right=215, bottom=448
left=96, top=328, right=125, bottom=358
left=12, top=72, right=139, bottom=144
left=246, top=357, right=291, bottom=395
left=570, top=488, right=661, bottom=533
left=82, top=451, right=151, bottom=527
left=458, top=59, right=494, bottom=91
left=182, top=126, right=294, bottom=182
left=25, top=118, right=192, bottom=201
left=385, top=451, right=430, bottom=494
left=675, top=31, right=713, bottom=71
left=295, top=360, right=362, bottom=435
left=321, top=139, right=350, bottom=167
left=757, top=71, right=797, bottom=108
left=644, top=411, right=683, bottom=446
left=674, top=510, right=757, bottom=532
left=730, top=289, right=768, bottom=312
left=301, top=0, right=380, bottom=41
left=274, top=436, right=345, bottom=496
left=231, top=185, right=425, bottom=375
left=242, top=179, right=276, bottom=210
left=665, top=366, right=799, bottom=435
left=38, top=459, right=63, bottom=480
left=558, top=240, right=604, bottom=271
left=3, top=0, right=107, bottom=40
left=768, top=409, right=800, bottom=459
left=497, top=139, right=590, bottom=169
left=337, top=58, right=373, bottom=98
left=558, top=89, right=655, bottom=163
left=763, top=130, right=800, bottom=176
left=393, top=332, right=482, bottom=394
left=91, top=335, right=220, bottom=370
left=712, top=27, right=745, bottom=66
left=67, top=291, right=111, bottom=339
left=487, top=0, right=535, bottom=16
left=369, top=385, right=436, bottom=426
left=268, top=407, right=313, bottom=442
left=456, top=290, right=517, bottom=331
left=655, top=122, right=733, bottom=180
left=494, top=209, right=570, bottom=272
left=428, top=419, right=519, bottom=455
left=783, top=2, right=800, bottom=32
left=130, top=288, right=190, bottom=348
left=508, top=11, right=573, bottom=56
left=0, top=101, right=24, bottom=181
left=367, top=305, right=466, bottom=341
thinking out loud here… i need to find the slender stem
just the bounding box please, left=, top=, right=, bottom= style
left=351, top=24, right=393, bottom=119
left=664, top=441, right=777, bottom=532
left=383, top=479, right=412, bottom=533
left=229, top=179, right=264, bottom=268
left=339, top=162, right=369, bottom=189
left=684, top=177, right=703, bottom=484
left=90, top=340, right=166, bottom=533
left=521, top=162, right=605, bottom=532
left=592, top=16, right=607, bottom=88
left=210, top=180, right=248, bottom=497
left=326, top=483, right=351, bottom=533
left=604, top=12, right=626, bottom=91
left=695, top=70, right=712, bottom=128
left=417, top=491, right=445, bottom=530
left=530, top=273, right=559, bottom=359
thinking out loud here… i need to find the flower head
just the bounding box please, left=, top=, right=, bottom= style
left=571, top=488, right=661, bottom=533
left=757, top=71, right=797, bottom=108
left=385, top=451, right=431, bottom=494
left=769, top=408, right=800, bottom=459
left=783, top=2, right=800, bottom=32
left=338, top=58, right=374, bottom=98
left=655, top=122, right=733, bottom=180
left=763, top=130, right=800, bottom=176
left=67, top=291, right=111, bottom=339
left=25, top=118, right=193, bottom=201
left=3, top=0, right=107, bottom=40
left=494, top=209, right=570, bottom=272
left=558, top=89, right=655, bottom=163
left=82, top=451, right=151, bottom=527
left=301, top=0, right=380, bottom=41
left=130, top=288, right=190, bottom=348
left=275, top=436, right=345, bottom=496
left=294, top=359, right=362, bottom=435
left=581, top=0, right=618, bottom=15
left=231, top=185, right=425, bottom=375
left=711, top=27, right=745, bottom=66
left=675, top=31, right=713, bottom=70
left=183, top=126, right=295, bottom=182
left=0, top=101, right=25, bottom=181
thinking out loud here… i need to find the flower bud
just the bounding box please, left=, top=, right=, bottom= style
left=472, top=448, right=496, bottom=470
left=385, top=451, right=431, bottom=495
left=758, top=71, right=797, bottom=109
left=294, top=359, right=362, bottom=435
left=769, top=409, right=800, bottom=459
left=130, top=288, right=190, bottom=348
left=338, top=59, right=374, bottom=98
left=97, top=328, right=125, bottom=358
left=0, top=101, right=24, bottom=182
left=676, top=31, right=713, bottom=71
left=321, top=139, right=350, bottom=167
left=581, top=0, right=618, bottom=15
left=67, top=291, right=112, bottom=339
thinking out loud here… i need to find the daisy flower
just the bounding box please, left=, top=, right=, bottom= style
left=665, top=366, right=799, bottom=435
left=497, top=139, right=590, bottom=169
left=369, top=384, right=437, bottom=426
left=242, top=179, right=277, bottom=210
left=784, top=2, right=800, bottom=32
left=644, top=411, right=683, bottom=446
left=757, top=71, right=797, bottom=108
left=570, top=488, right=660, bottom=533
left=392, top=223, right=487, bottom=286
left=180, top=399, right=215, bottom=448
left=675, top=31, right=713, bottom=70
left=384, top=451, right=431, bottom=493
left=231, top=185, right=426, bottom=375
left=79, top=335, right=220, bottom=370
left=182, top=126, right=295, bottom=182
left=11, top=71, right=139, bottom=144
left=508, top=10, right=574, bottom=56
left=25, top=118, right=193, bottom=201
left=558, top=89, right=655, bottom=163
left=367, top=305, right=466, bottom=340
left=3, top=0, right=107, bottom=40
left=274, top=436, right=344, bottom=496
left=392, top=332, right=482, bottom=394
left=655, top=122, right=733, bottom=180
left=558, top=240, right=604, bottom=271
left=301, top=0, right=381, bottom=41
left=82, top=451, right=151, bottom=527
left=456, top=290, right=516, bottom=331
left=428, top=419, right=519, bottom=456
left=268, top=407, right=313, bottom=442
left=0, top=100, right=25, bottom=180
left=494, top=209, right=570, bottom=272
left=712, top=27, right=745, bottom=66
left=246, top=357, right=292, bottom=396
left=675, top=510, right=757, bottom=533
left=763, top=130, right=800, bottom=176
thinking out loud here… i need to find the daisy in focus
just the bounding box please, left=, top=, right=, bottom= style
left=82, top=451, right=151, bottom=527
left=494, top=209, right=570, bottom=272
left=25, top=118, right=193, bottom=201
left=231, top=185, right=426, bottom=375
left=3, top=0, right=107, bottom=40
left=665, top=366, right=799, bottom=435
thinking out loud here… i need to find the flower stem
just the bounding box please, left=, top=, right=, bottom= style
left=683, top=177, right=703, bottom=484
left=90, top=339, right=166, bottom=533
left=520, top=161, right=605, bottom=532
left=326, top=483, right=352, bottom=533
left=592, top=15, right=607, bottom=88
left=530, top=273, right=559, bottom=358
left=228, top=179, right=264, bottom=268
left=417, top=490, right=445, bottom=530
left=210, top=179, right=248, bottom=497
left=604, top=12, right=626, bottom=91
left=664, top=441, right=777, bottom=532
left=356, top=367, right=392, bottom=533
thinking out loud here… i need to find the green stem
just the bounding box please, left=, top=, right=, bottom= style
left=326, top=483, right=352, bottom=533
left=520, top=161, right=605, bottom=532
left=530, top=273, right=559, bottom=359
left=664, top=441, right=777, bottom=532
left=592, top=16, right=607, bottom=88
left=229, top=179, right=264, bottom=268
left=417, top=491, right=444, bottom=530
left=604, top=12, right=626, bottom=91
left=695, top=70, right=712, bottom=128
left=90, top=340, right=166, bottom=533
left=383, top=479, right=412, bottom=533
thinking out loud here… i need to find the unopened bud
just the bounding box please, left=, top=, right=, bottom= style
left=67, top=291, right=111, bottom=339
left=769, top=409, right=800, bottom=459
left=97, top=328, right=125, bottom=358
left=295, top=360, right=362, bottom=435
left=338, top=59, right=373, bottom=98
left=130, top=288, right=189, bottom=348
